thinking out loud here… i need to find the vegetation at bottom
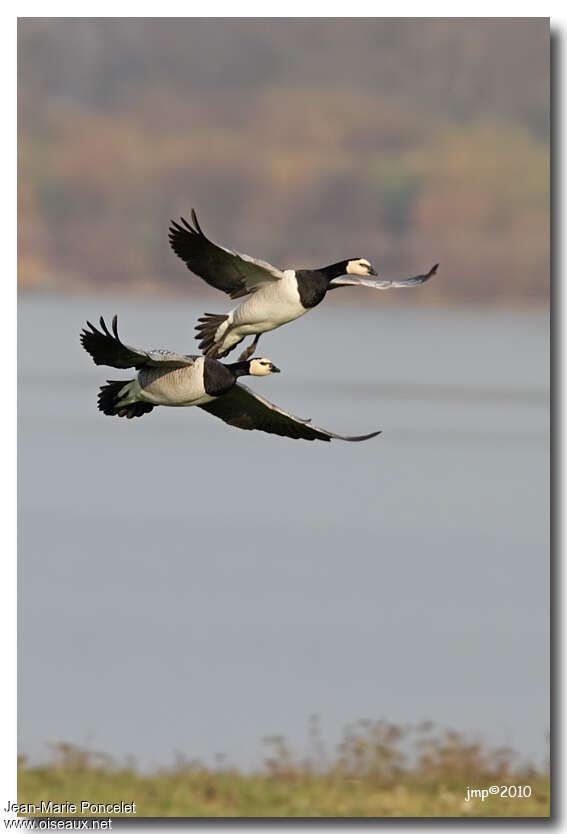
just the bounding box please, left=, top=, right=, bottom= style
left=18, top=719, right=549, bottom=818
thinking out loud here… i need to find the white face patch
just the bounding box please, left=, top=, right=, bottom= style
left=250, top=358, right=275, bottom=376
left=346, top=258, right=372, bottom=277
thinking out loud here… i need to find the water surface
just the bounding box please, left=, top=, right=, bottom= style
left=18, top=293, right=549, bottom=769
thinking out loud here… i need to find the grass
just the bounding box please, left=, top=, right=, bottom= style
left=18, top=719, right=549, bottom=818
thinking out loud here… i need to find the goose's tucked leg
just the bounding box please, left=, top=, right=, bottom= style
left=238, top=334, right=260, bottom=361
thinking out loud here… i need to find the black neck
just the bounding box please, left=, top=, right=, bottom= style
left=314, top=261, right=350, bottom=281
left=225, top=360, right=251, bottom=379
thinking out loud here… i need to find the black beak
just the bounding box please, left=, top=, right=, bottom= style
left=368, top=266, right=378, bottom=276
left=270, top=364, right=281, bottom=373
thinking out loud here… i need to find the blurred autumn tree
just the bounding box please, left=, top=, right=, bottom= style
left=18, top=18, right=549, bottom=304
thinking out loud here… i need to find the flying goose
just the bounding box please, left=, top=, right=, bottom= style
left=80, top=316, right=381, bottom=443
left=169, top=210, right=438, bottom=360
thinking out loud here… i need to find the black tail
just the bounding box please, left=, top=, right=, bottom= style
left=97, top=380, right=154, bottom=419
left=194, top=313, right=237, bottom=357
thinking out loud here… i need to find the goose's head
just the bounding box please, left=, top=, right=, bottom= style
left=346, top=258, right=377, bottom=277
left=249, top=358, right=281, bottom=376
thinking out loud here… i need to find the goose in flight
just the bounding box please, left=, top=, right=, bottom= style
left=80, top=316, right=381, bottom=443
left=169, top=210, right=438, bottom=360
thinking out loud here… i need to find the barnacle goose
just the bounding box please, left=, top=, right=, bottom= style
left=169, top=210, right=438, bottom=360
left=80, top=316, right=381, bottom=443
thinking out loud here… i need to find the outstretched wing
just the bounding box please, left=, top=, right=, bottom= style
left=80, top=316, right=196, bottom=370
left=168, top=210, right=285, bottom=300
left=328, top=263, right=439, bottom=290
left=199, top=383, right=381, bottom=443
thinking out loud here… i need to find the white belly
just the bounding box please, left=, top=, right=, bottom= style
left=138, top=357, right=215, bottom=406
left=231, top=272, right=306, bottom=334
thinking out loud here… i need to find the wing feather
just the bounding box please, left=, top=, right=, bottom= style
left=168, top=210, right=284, bottom=299
left=328, top=263, right=438, bottom=291
left=199, top=384, right=381, bottom=442
left=80, top=316, right=196, bottom=370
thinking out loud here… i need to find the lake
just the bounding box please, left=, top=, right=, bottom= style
left=18, top=292, right=549, bottom=770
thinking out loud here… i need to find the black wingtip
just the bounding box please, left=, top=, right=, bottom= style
left=190, top=208, right=204, bottom=235
left=429, top=263, right=439, bottom=276
left=99, top=316, right=113, bottom=338
left=180, top=215, right=198, bottom=235
left=344, top=429, right=382, bottom=442
left=326, top=428, right=382, bottom=442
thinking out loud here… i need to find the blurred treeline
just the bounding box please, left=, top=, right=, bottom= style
left=18, top=18, right=549, bottom=305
